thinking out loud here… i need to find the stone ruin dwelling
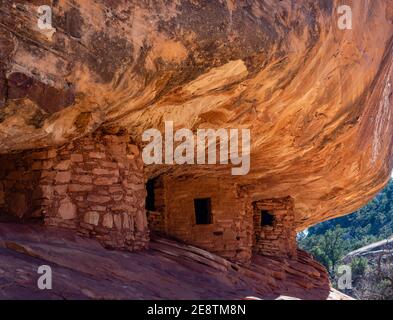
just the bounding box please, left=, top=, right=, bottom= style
left=0, top=0, right=392, bottom=298
left=0, top=132, right=149, bottom=251
left=0, top=130, right=297, bottom=265
left=146, top=176, right=297, bottom=263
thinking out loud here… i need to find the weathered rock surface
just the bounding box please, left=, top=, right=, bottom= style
left=0, top=222, right=351, bottom=300
left=0, top=1, right=392, bottom=229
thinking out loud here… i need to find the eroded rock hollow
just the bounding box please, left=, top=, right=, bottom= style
left=0, top=0, right=392, bottom=283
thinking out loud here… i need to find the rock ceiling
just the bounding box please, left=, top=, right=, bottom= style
left=0, top=0, right=392, bottom=229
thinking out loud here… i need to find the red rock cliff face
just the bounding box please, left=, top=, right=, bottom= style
left=0, top=0, right=392, bottom=230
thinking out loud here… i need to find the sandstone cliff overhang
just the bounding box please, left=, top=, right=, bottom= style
left=0, top=0, right=392, bottom=230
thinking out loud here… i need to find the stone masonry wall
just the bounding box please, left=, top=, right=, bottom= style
left=0, top=137, right=297, bottom=260
left=0, top=131, right=149, bottom=251
left=0, top=153, right=42, bottom=219
left=252, top=197, right=297, bottom=258
left=154, top=176, right=253, bottom=264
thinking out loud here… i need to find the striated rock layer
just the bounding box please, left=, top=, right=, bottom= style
left=0, top=0, right=393, bottom=230
left=0, top=223, right=354, bottom=300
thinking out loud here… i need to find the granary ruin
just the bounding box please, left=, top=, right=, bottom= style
left=0, top=131, right=149, bottom=251
left=0, top=128, right=297, bottom=264
left=146, top=176, right=297, bottom=263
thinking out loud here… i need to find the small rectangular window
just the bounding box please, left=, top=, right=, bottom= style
left=194, top=198, right=212, bottom=225
left=261, top=210, right=274, bottom=226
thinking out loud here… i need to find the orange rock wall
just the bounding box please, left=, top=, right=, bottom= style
left=0, top=0, right=392, bottom=231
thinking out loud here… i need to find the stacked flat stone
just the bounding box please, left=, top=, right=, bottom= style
left=0, top=131, right=149, bottom=251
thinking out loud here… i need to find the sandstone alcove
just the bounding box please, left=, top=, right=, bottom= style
left=0, top=0, right=392, bottom=299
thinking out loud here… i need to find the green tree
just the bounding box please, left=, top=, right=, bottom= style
left=351, top=257, right=367, bottom=278
left=300, top=179, right=393, bottom=259
left=300, top=226, right=348, bottom=274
